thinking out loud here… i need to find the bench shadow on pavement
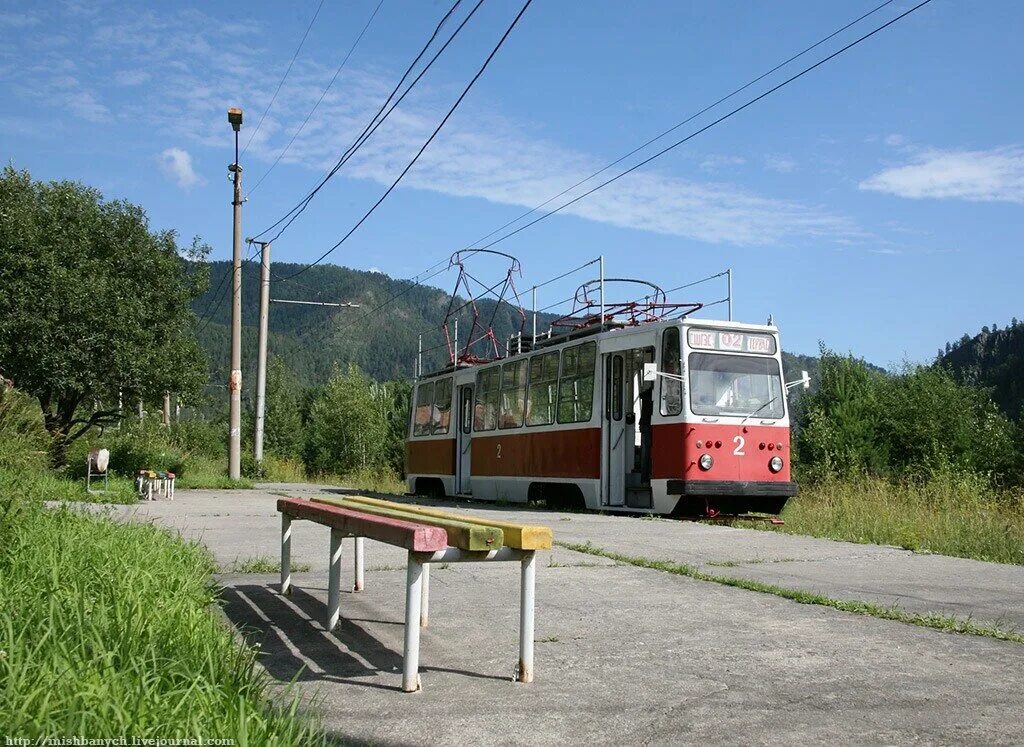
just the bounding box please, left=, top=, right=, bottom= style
left=219, top=583, right=507, bottom=691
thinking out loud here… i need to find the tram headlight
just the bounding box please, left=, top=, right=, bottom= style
left=699, top=454, right=714, bottom=471
left=769, top=456, right=784, bottom=473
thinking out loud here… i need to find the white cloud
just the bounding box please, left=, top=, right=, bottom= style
left=763, top=154, right=796, bottom=173
left=0, top=11, right=41, bottom=28
left=159, top=147, right=203, bottom=190
left=114, top=70, right=150, bottom=86
left=62, top=90, right=110, bottom=122
left=884, top=133, right=906, bottom=147
left=860, top=146, right=1024, bottom=204
left=5, top=4, right=866, bottom=248
left=699, top=154, right=746, bottom=173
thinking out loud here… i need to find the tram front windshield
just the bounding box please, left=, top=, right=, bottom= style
left=688, top=353, right=784, bottom=419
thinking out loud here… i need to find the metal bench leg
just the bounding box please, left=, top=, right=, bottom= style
left=280, top=514, right=292, bottom=596
left=420, top=563, right=430, bottom=628
left=403, top=553, right=423, bottom=692
left=328, top=529, right=344, bottom=631
left=353, top=537, right=365, bottom=592
left=517, top=550, right=536, bottom=683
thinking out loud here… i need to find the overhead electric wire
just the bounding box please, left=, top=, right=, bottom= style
left=468, top=0, right=932, bottom=256
left=458, top=0, right=896, bottom=252
left=247, top=0, right=387, bottom=197
left=250, top=0, right=468, bottom=244
left=242, top=0, right=327, bottom=156
left=275, top=0, right=534, bottom=281
left=315, top=0, right=925, bottom=345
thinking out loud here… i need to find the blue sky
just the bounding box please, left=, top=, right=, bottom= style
left=1, top=0, right=1021, bottom=367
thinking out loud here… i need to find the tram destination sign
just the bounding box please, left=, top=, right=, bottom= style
left=687, top=328, right=777, bottom=355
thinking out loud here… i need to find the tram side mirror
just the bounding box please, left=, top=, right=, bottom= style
left=643, top=363, right=657, bottom=382
left=800, top=370, right=810, bottom=390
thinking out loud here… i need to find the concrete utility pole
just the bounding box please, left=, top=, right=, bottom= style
left=253, top=240, right=271, bottom=466
left=162, top=391, right=171, bottom=427
left=227, top=107, right=244, bottom=480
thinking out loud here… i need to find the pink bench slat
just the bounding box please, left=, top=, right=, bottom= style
left=277, top=497, right=448, bottom=552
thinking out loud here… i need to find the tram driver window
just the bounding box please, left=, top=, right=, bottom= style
left=413, top=381, right=435, bottom=437
left=474, top=367, right=500, bottom=431
left=688, top=352, right=784, bottom=419
left=660, top=327, right=682, bottom=416
left=557, top=342, right=596, bottom=424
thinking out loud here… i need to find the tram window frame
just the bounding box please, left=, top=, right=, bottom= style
left=474, top=367, right=500, bottom=432
left=660, top=327, right=683, bottom=416
left=499, top=359, right=528, bottom=429
left=526, top=351, right=559, bottom=426
left=432, top=377, right=452, bottom=435
left=413, top=380, right=435, bottom=437
left=557, top=341, right=597, bottom=424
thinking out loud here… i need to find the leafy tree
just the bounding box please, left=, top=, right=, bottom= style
left=797, top=346, right=888, bottom=476
left=0, top=166, right=209, bottom=459
left=263, top=356, right=304, bottom=459
left=304, top=364, right=399, bottom=476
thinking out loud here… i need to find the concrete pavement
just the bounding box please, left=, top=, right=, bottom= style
left=91, top=484, right=1024, bottom=745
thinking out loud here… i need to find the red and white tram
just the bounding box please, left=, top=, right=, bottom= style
left=406, top=316, right=797, bottom=516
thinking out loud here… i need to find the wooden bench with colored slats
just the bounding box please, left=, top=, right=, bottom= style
left=276, top=495, right=551, bottom=691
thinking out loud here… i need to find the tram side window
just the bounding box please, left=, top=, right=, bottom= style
left=474, top=367, right=500, bottom=431
left=433, top=377, right=452, bottom=434
left=526, top=351, right=559, bottom=426
left=557, top=342, right=596, bottom=424
left=660, top=327, right=682, bottom=416
left=413, top=381, right=435, bottom=437
left=499, top=359, right=527, bottom=429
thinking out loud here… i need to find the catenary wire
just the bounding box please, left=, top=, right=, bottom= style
left=242, top=0, right=327, bottom=156
left=246, top=0, right=386, bottom=197
left=467, top=0, right=933, bottom=256
left=250, top=0, right=468, bottom=243
left=311, top=0, right=905, bottom=336
left=275, top=0, right=534, bottom=281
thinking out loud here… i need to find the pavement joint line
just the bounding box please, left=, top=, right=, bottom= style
left=555, top=540, right=1024, bottom=645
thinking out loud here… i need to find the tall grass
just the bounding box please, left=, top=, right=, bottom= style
left=757, top=474, right=1024, bottom=565
left=0, top=489, right=321, bottom=741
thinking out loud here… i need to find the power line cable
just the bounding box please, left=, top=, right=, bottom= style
left=247, top=0, right=387, bottom=197
left=460, top=0, right=896, bottom=252
left=250, top=0, right=468, bottom=243
left=311, top=0, right=903, bottom=337
left=307, top=0, right=917, bottom=344
left=469, top=0, right=932, bottom=256
left=276, top=0, right=534, bottom=281
left=242, top=0, right=326, bottom=156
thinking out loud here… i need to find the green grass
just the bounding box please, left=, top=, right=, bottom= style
left=557, top=540, right=1024, bottom=645
left=176, top=455, right=254, bottom=490
left=743, top=474, right=1024, bottom=565
left=229, top=556, right=311, bottom=574
left=0, top=472, right=321, bottom=742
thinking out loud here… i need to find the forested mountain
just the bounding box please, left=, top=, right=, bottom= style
left=192, top=260, right=821, bottom=391
left=193, top=261, right=552, bottom=388
left=939, top=320, right=1024, bottom=419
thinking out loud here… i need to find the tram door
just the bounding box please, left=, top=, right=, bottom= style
left=456, top=384, right=474, bottom=495
left=604, top=353, right=627, bottom=507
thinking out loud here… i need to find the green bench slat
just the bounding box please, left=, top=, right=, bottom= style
left=313, top=497, right=503, bottom=551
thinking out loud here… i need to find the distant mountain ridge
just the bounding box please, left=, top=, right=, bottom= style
left=192, top=260, right=822, bottom=390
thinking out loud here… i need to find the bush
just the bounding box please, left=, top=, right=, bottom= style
left=0, top=386, right=51, bottom=471
left=304, top=364, right=397, bottom=476
left=169, top=418, right=226, bottom=461
left=797, top=347, right=1021, bottom=485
